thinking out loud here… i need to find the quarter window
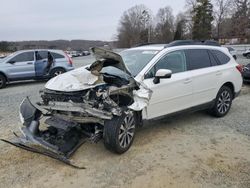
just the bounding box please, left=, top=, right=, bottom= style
left=210, top=50, right=230, bottom=65
left=208, top=50, right=219, bottom=66
left=185, top=49, right=211, bottom=70
left=145, top=50, right=187, bottom=79
left=51, top=52, right=64, bottom=59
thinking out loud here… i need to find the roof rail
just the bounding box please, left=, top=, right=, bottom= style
left=134, top=42, right=157, bottom=47
left=164, top=40, right=220, bottom=48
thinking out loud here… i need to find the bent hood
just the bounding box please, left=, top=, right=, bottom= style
left=90, top=47, right=131, bottom=76
left=45, top=47, right=131, bottom=92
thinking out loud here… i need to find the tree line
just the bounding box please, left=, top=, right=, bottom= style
left=117, top=0, right=250, bottom=47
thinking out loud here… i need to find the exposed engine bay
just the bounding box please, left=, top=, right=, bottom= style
left=1, top=47, right=152, bottom=168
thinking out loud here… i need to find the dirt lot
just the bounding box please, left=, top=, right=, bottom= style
left=0, top=56, right=250, bottom=188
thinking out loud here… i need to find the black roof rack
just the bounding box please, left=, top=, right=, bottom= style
left=164, top=40, right=220, bottom=48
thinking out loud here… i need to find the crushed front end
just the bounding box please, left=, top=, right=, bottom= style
left=1, top=47, right=152, bottom=168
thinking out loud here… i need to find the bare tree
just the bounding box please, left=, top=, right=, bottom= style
left=231, top=0, right=250, bottom=41
left=154, top=6, right=175, bottom=43
left=213, top=0, right=233, bottom=39
left=117, top=5, right=153, bottom=47
left=185, top=0, right=197, bottom=10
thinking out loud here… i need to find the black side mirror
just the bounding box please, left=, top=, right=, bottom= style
left=153, top=69, right=172, bottom=84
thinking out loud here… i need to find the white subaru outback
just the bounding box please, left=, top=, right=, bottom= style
left=3, top=41, right=243, bottom=167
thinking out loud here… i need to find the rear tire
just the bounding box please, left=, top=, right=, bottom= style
left=0, top=74, right=6, bottom=89
left=209, top=86, right=233, bottom=117
left=103, top=110, right=136, bottom=154
left=247, top=54, right=250, bottom=59
left=50, top=68, right=66, bottom=78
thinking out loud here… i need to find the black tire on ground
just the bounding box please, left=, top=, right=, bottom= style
left=247, top=54, right=250, bottom=59
left=103, top=110, right=136, bottom=154
left=0, top=74, right=7, bottom=89
left=50, top=68, right=66, bottom=78
left=233, top=55, right=237, bottom=60
left=209, top=86, right=233, bottom=117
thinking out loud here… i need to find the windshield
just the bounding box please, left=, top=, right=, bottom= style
left=0, top=52, right=16, bottom=62
left=120, top=49, right=159, bottom=76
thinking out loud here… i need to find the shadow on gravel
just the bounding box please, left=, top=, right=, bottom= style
left=5, top=80, right=47, bottom=89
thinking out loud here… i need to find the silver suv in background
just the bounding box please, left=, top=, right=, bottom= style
left=0, top=49, right=74, bottom=89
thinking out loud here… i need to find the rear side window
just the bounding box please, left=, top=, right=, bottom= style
left=210, top=50, right=230, bottom=65
left=10, top=52, right=34, bottom=62
left=51, top=52, right=64, bottom=59
left=185, top=49, right=211, bottom=70
left=36, top=51, right=48, bottom=60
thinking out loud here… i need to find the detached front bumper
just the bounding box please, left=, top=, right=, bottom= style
left=1, top=97, right=88, bottom=168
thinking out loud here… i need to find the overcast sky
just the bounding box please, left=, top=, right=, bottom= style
left=0, top=0, right=186, bottom=41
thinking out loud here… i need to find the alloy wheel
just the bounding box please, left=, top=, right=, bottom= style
left=54, top=70, right=63, bottom=76
left=118, top=113, right=135, bottom=148
left=217, top=90, right=231, bottom=114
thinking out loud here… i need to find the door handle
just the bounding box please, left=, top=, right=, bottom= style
left=216, top=71, right=222, bottom=76
left=184, top=78, right=192, bottom=84
left=27, top=62, right=33, bottom=65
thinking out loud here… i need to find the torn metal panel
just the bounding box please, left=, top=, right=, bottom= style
left=128, top=82, right=153, bottom=111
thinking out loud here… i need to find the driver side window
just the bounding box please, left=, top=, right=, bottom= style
left=9, top=52, right=34, bottom=63
left=145, top=50, right=187, bottom=79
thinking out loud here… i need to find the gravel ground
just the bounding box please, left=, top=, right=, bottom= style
left=0, top=56, right=250, bottom=188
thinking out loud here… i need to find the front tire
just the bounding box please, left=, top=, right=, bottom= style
left=0, top=74, right=7, bottom=89
left=103, top=110, right=136, bottom=154
left=209, top=86, right=233, bottom=117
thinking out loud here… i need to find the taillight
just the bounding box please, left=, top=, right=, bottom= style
left=236, top=65, right=243, bottom=74
left=65, top=52, right=73, bottom=66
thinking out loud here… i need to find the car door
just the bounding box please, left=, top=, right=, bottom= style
left=185, top=49, right=220, bottom=106
left=6, top=51, right=35, bottom=79
left=143, top=50, right=193, bottom=119
left=35, top=50, right=48, bottom=77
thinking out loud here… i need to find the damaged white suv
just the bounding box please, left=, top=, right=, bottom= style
left=2, top=41, right=242, bottom=167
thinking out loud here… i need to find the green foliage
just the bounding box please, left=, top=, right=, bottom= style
left=0, top=41, right=10, bottom=52
left=192, top=0, right=214, bottom=40
left=174, top=19, right=186, bottom=40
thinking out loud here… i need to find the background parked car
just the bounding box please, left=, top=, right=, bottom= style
left=0, top=49, right=74, bottom=89
left=227, top=47, right=237, bottom=60
left=0, top=55, right=6, bottom=59
left=243, top=48, right=250, bottom=59
left=242, top=63, right=250, bottom=83
left=81, top=50, right=90, bottom=56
